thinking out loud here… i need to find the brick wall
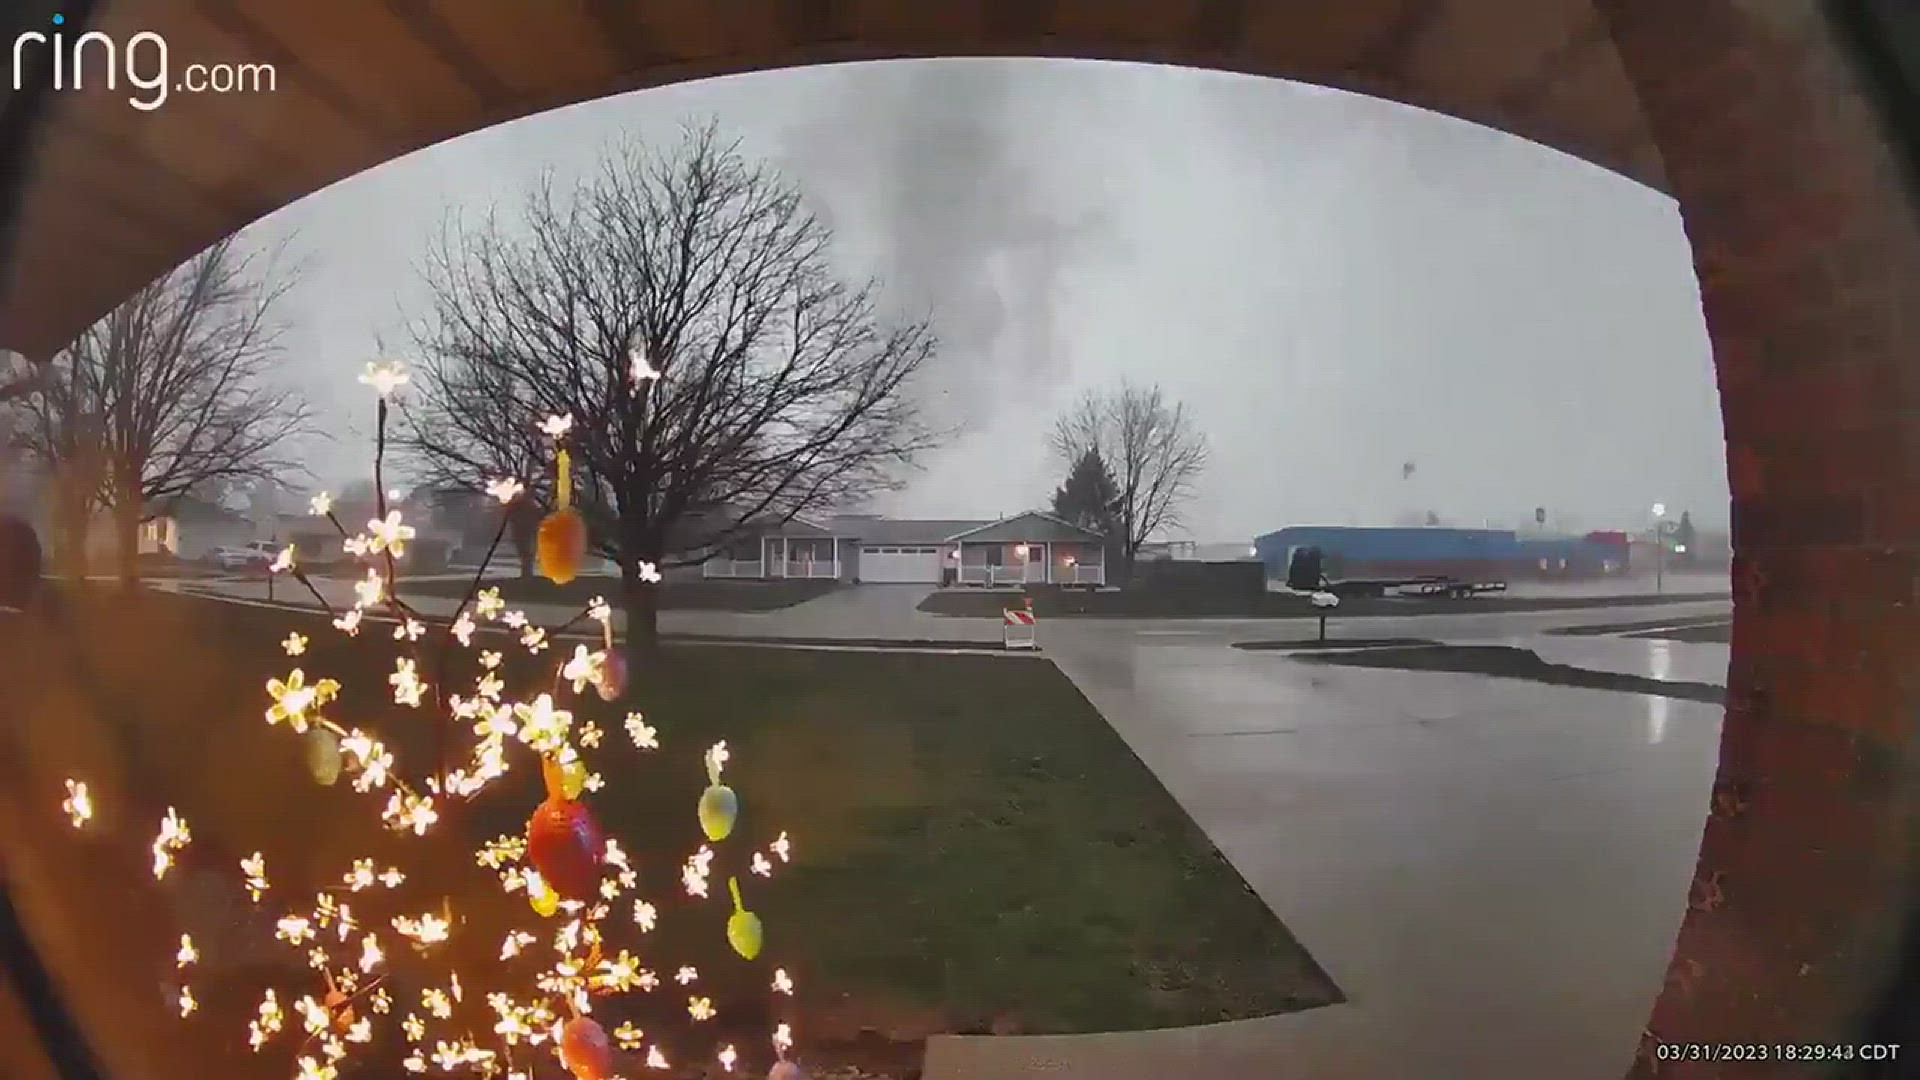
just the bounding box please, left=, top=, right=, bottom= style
left=1601, top=1, right=1920, bottom=1070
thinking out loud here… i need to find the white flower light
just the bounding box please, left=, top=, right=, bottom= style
left=485, top=477, right=524, bottom=504
left=366, top=511, right=416, bottom=558
left=60, top=779, right=92, bottom=828
left=359, top=361, right=409, bottom=398
left=539, top=414, right=573, bottom=439
left=630, top=350, right=662, bottom=383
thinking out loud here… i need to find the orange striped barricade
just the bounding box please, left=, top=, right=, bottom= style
left=1003, top=605, right=1038, bottom=650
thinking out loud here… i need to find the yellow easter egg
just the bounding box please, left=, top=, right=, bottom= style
left=560, top=759, right=588, bottom=800
left=528, top=875, right=560, bottom=917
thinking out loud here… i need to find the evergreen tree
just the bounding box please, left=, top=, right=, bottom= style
left=1051, top=448, right=1119, bottom=534
left=1052, top=448, right=1124, bottom=579
left=1674, top=510, right=1697, bottom=564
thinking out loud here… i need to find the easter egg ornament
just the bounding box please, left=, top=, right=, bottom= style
left=559, top=1014, right=613, bottom=1080
left=559, top=756, right=589, bottom=801
left=697, top=743, right=738, bottom=842
left=526, top=756, right=606, bottom=902
left=305, top=726, right=343, bottom=786
left=594, top=649, right=628, bottom=703
left=536, top=447, right=587, bottom=585
left=726, top=876, right=763, bottom=960
left=527, top=871, right=560, bottom=918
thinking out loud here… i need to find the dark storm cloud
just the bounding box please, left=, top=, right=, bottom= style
left=247, top=59, right=1725, bottom=538
left=780, top=60, right=1115, bottom=435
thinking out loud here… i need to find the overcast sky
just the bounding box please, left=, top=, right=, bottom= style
left=246, top=58, right=1726, bottom=541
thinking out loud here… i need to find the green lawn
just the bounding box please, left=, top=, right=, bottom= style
left=401, top=573, right=839, bottom=611
left=0, top=588, right=1337, bottom=1077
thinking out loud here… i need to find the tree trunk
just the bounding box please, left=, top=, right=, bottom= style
left=113, top=493, right=141, bottom=588
left=508, top=502, right=539, bottom=578
left=620, top=555, right=661, bottom=675
left=49, top=457, right=93, bottom=580
left=52, top=493, right=88, bottom=580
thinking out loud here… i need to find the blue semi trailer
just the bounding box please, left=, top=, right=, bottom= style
left=1254, top=526, right=1628, bottom=598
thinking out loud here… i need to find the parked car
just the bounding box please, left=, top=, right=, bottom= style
left=208, top=541, right=278, bottom=571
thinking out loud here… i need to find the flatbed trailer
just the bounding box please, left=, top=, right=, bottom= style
left=1395, top=577, right=1508, bottom=599
left=1321, top=575, right=1508, bottom=600
left=1283, top=547, right=1508, bottom=601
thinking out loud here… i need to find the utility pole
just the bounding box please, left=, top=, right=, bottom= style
left=1651, top=503, right=1667, bottom=595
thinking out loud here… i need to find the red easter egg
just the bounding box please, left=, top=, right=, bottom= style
left=595, top=650, right=628, bottom=702
left=560, top=1015, right=613, bottom=1080
left=526, top=797, right=605, bottom=901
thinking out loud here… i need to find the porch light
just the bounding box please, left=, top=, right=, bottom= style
left=1014, top=544, right=1029, bottom=559
left=1064, top=554, right=1076, bottom=566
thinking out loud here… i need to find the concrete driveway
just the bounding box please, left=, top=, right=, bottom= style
left=665, top=582, right=1004, bottom=643
left=927, top=606, right=1728, bottom=1080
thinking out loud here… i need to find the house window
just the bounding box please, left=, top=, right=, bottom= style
left=983, top=544, right=1004, bottom=567
left=788, top=539, right=831, bottom=562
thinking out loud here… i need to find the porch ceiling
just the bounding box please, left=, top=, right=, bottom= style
left=0, top=0, right=1661, bottom=360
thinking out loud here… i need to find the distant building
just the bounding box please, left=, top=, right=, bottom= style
left=92, top=495, right=258, bottom=560
left=706, top=510, right=1108, bottom=586
left=1137, top=540, right=1258, bottom=562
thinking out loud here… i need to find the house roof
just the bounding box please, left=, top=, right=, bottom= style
left=754, top=515, right=836, bottom=538
left=947, top=511, right=1103, bottom=543
left=155, top=495, right=255, bottom=525
left=833, top=518, right=991, bottom=544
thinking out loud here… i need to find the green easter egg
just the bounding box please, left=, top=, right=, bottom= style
left=727, top=909, right=763, bottom=960
left=697, top=784, right=738, bottom=842
left=306, top=728, right=342, bottom=786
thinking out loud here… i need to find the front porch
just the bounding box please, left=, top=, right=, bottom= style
left=955, top=538, right=1106, bottom=588
left=703, top=534, right=841, bottom=580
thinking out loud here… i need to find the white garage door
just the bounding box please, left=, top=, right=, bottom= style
left=859, top=546, right=942, bottom=583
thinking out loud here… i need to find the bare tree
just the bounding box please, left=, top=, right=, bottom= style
left=1049, top=381, right=1208, bottom=580
left=0, top=351, right=43, bottom=407
left=398, top=346, right=555, bottom=580
left=399, top=122, right=940, bottom=647
left=16, top=238, right=312, bottom=582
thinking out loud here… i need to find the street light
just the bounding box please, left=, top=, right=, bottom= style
left=1650, top=503, right=1667, bottom=595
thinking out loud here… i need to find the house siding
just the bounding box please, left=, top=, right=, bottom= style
left=837, top=537, right=860, bottom=582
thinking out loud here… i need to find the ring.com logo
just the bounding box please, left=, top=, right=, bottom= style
left=10, top=13, right=276, bottom=112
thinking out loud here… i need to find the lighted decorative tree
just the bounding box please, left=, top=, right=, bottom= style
left=61, top=361, right=802, bottom=1079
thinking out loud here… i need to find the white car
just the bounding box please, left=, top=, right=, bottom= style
left=209, top=541, right=279, bottom=571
